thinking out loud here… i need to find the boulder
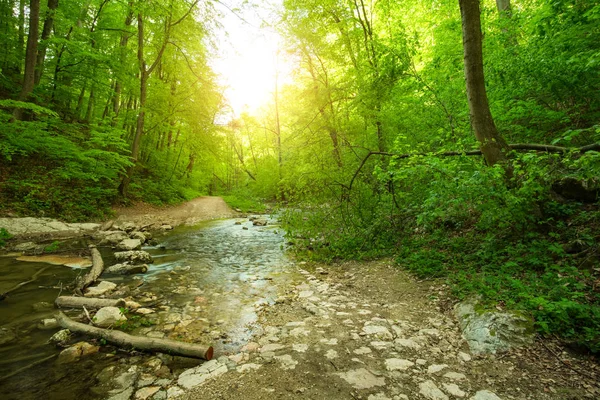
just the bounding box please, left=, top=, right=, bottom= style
left=94, top=306, right=127, bottom=328
left=252, top=218, right=268, bottom=226
left=38, top=318, right=59, bottom=330
left=57, top=341, right=100, bottom=364
left=114, top=251, right=153, bottom=265
left=117, top=238, right=143, bottom=251
left=96, top=231, right=129, bottom=246
left=121, top=222, right=138, bottom=233
left=48, top=329, right=71, bottom=344
left=552, top=177, right=599, bottom=203
left=455, top=297, right=534, bottom=354
left=129, top=231, right=147, bottom=243
left=85, top=280, right=117, bottom=297
left=105, top=263, right=148, bottom=275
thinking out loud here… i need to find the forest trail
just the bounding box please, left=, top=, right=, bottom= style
left=114, top=196, right=238, bottom=228
left=177, top=260, right=599, bottom=400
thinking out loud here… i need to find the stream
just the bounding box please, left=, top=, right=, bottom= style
left=0, top=217, right=297, bottom=399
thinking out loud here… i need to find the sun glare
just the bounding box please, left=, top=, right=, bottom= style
left=212, top=1, right=291, bottom=118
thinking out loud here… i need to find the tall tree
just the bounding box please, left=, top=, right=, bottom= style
left=14, top=0, right=40, bottom=120
left=459, top=0, right=509, bottom=166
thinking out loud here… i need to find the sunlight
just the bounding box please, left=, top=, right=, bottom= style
left=212, top=1, right=292, bottom=117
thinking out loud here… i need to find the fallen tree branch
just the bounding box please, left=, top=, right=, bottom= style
left=346, top=142, right=600, bottom=193
left=55, top=296, right=129, bottom=309
left=74, top=245, right=104, bottom=295
left=0, top=266, right=51, bottom=301
left=55, top=312, right=213, bottom=360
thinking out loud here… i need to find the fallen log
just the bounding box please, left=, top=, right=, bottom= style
left=0, top=266, right=51, bottom=301
left=55, top=296, right=127, bottom=310
left=55, top=312, right=213, bottom=360
left=74, top=245, right=104, bottom=294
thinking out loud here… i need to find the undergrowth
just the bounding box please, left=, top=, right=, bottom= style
left=283, top=152, right=600, bottom=353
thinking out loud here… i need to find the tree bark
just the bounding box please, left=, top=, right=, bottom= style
left=34, top=0, right=59, bottom=84
left=55, top=296, right=128, bottom=309
left=74, top=246, right=104, bottom=294
left=459, top=0, right=510, bottom=167
left=56, top=312, right=214, bottom=360
left=496, top=0, right=511, bottom=15
left=13, top=0, right=40, bottom=120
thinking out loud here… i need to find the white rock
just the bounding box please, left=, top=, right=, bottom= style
left=299, top=290, right=314, bottom=298
left=368, top=393, right=391, bottom=400
left=370, top=341, right=393, bottom=350
left=117, top=238, right=142, bottom=251
left=443, top=383, right=466, bottom=398
left=419, top=380, right=449, bottom=400
left=292, top=344, right=309, bottom=353
left=469, top=391, right=502, bottom=400
left=289, top=327, right=310, bottom=337
left=166, top=386, right=184, bottom=399
left=84, top=280, right=117, bottom=297
left=260, top=343, right=285, bottom=352
left=444, top=372, right=467, bottom=381
left=395, top=338, right=421, bottom=350
left=458, top=352, right=472, bottom=362
left=177, top=360, right=228, bottom=389
left=385, top=358, right=414, bottom=371
left=93, top=306, right=126, bottom=328
left=336, top=368, right=386, bottom=389
left=325, top=349, right=338, bottom=359
left=362, top=325, right=393, bottom=340
left=236, top=363, right=262, bottom=373
left=274, top=354, right=298, bottom=370
left=427, top=364, right=448, bottom=374
left=353, top=347, right=372, bottom=355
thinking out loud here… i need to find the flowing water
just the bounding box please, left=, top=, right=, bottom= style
left=0, top=217, right=296, bottom=399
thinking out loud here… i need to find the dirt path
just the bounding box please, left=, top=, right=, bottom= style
left=114, top=197, right=238, bottom=227
left=174, top=261, right=599, bottom=400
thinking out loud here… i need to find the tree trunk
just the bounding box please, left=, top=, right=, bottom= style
left=459, top=0, right=510, bottom=167
left=496, top=0, right=511, bottom=15
left=56, top=312, right=214, bottom=360
left=13, top=0, right=40, bottom=120
left=112, top=2, right=134, bottom=122
left=34, top=0, right=58, bottom=84
left=18, top=0, right=25, bottom=72
left=74, top=246, right=104, bottom=294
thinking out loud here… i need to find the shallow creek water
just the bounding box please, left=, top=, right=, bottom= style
left=0, top=217, right=297, bottom=399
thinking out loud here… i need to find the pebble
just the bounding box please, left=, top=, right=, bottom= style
left=443, top=383, right=466, bottom=398
left=427, top=364, right=448, bottom=374
left=470, top=391, right=502, bottom=400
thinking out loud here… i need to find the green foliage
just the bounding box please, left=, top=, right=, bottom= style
left=112, top=308, right=155, bottom=332
left=43, top=241, right=60, bottom=253
left=0, top=228, right=11, bottom=247
left=222, top=189, right=267, bottom=213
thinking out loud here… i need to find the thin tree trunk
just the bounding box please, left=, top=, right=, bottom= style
left=112, top=2, right=134, bottom=122
left=459, top=0, right=509, bottom=166
left=18, top=0, right=25, bottom=72
left=34, top=0, right=58, bottom=84
left=13, top=0, right=40, bottom=120
left=496, top=0, right=511, bottom=15
left=84, top=85, right=94, bottom=122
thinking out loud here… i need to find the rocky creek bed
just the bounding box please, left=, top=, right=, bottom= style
left=0, top=215, right=599, bottom=400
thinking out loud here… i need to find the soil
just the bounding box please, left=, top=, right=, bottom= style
left=179, top=260, right=600, bottom=400
left=114, top=196, right=238, bottom=227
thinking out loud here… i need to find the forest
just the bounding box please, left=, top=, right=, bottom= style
left=1, top=0, right=599, bottom=353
